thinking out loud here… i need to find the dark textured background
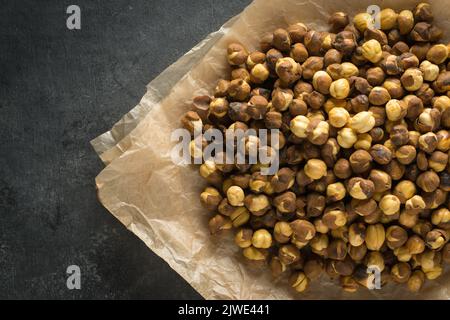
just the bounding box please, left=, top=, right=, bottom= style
left=0, top=0, right=251, bottom=299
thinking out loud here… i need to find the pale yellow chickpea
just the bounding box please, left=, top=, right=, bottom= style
left=328, top=107, right=350, bottom=128
left=337, top=128, right=358, bottom=148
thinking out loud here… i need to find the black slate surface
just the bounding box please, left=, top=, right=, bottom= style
left=0, top=0, right=251, bottom=299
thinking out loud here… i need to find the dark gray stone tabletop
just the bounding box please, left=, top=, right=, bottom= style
left=0, top=0, right=251, bottom=299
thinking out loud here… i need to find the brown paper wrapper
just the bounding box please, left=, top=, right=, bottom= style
left=92, top=0, right=450, bottom=299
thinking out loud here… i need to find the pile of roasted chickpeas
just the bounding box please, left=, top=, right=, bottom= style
left=181, top=3, right=450, bottom=293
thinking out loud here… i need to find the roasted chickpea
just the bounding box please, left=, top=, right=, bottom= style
left=369, top=87, right=391, bottom=105
left=379, top=195, right=401, bottom=216
left=347, top=177, right=375, bottom=200
left=337, top=128, right=358, bottom=148
left=304, top=159, right=328, bottom=180
left=401, top=68, right=423, bottom=92
left=328, top=107, right=350, bottom=128
left=386, top=99, right=406, bottom=121
left=361, top=39, right=383, bottom=63
left=349, top=112, right=375, bottom=133
left=227, top=43, right=248, bottom=66
left=329, top=79, right=350, bottom=99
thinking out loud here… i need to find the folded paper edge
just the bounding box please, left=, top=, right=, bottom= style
left=89, top=14, right=242, bottom=162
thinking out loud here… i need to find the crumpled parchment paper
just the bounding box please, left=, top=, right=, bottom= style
left=92, top=0, right=450, bottom=299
